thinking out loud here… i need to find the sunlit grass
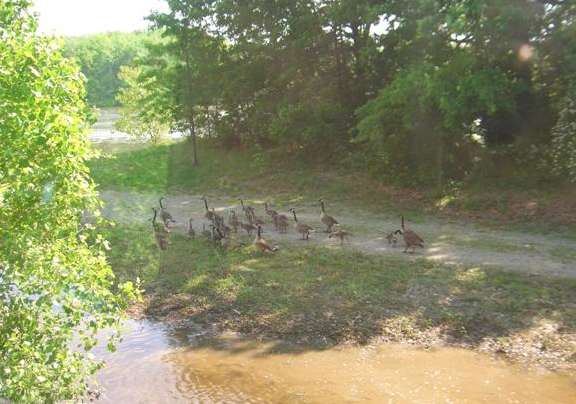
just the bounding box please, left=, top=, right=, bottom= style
left=105, top=223, right=576, bottom=348
left=88, top=143, right=170, bottom=191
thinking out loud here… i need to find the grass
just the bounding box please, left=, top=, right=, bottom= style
left=88, top=140, right=428, bottom=223
left=88, top=140, right=576, bottom=237
left=92, top=140, right=576, bottom=369
left=89, top=143, right=170, bottom=191
left=105, top=223, right=576, bottom=369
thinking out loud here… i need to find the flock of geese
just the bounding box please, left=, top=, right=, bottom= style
left=151, top=196, right=425, bottom=254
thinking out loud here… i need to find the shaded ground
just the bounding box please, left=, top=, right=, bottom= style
left=89, top=140, right=576, bottom=375
left=100, top=190, right=576, bottom=374
left=101, top=190, right=576, bottom=279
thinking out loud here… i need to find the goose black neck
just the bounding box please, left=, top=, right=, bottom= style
left=204, top=199, right=209, bottom=211
left=152, top=208, right=157, bottom=225
left=159, top=198, right=165, bottom=209
left=292, top=210, right=298, bottom=221
left=320, top=201, right=326, bottom=212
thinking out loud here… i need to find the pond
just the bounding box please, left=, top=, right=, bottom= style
left=89, top=111, right=576, bottom=403
left=92, top=320, right=576, bottom=403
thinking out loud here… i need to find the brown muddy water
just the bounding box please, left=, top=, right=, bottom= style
left=92, top=320, right=576, bottom=403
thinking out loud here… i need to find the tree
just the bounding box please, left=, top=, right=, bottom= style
left=115, top=34, right=179, bottom=143
left=551, top=87, right=576, bottom=182
left=63, top=32, right=149, bottom=107
left=124, top=0, right=575, bottom=185
left=148, top=0, right=225, bottom=165
left=0, top=1, right=138, bottom=401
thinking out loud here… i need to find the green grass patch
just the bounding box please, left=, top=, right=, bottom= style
left=105, top=223, right=576, bottom=349
left=89, top=143, right=170, bottom=191
left=89, top=140, right=412, bottom=215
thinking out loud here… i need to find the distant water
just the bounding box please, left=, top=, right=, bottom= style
left=89, top=108, right=184, bottom=143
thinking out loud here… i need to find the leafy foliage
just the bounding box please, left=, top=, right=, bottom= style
left=0, top=1, right=138, bottom=401
left=551, top=87, right=576, bottom=182
left=116, top=0, right=575, bottom=187
left=62, top=32, right=149, bottom=107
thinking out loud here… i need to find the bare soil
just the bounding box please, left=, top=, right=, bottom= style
left=101, top=190, right=576, bottom=279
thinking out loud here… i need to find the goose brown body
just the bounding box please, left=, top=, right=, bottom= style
left=289, top=208, right=314, bottom=240
left=319, top=199, right=338, bottom=232
left=264, top=202, right=279, bottom=219
left=201, top=196, right=216, bottom=222
left=274, top=213, right=289, bottom=233
left=329, top=227, right=352, bottom=245
left=240, top=222, right=257, bottom=236
left=152, top=208, right=170, bottom=250
left=400, top=216, right=424, bottom=253
left=253, top=225, right=278, bottom=252
left=228, top=210, right=240, bottom=232
left=159, top=197, right=176, bottom=227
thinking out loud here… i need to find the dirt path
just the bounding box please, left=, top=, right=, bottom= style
left=100, top=190, right=576, bottom=279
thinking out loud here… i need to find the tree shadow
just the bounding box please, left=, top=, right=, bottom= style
left=130, top=232, right=576, bottom=370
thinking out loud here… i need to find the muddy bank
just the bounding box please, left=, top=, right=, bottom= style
left=93, top=318, right=576, bottom=403
left=128, top=291, right=576, bottom=376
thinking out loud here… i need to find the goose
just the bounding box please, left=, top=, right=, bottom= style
left=229, top=210, right=240, bottom=233
left=289, top=208, right=314, bottom=240
left=249, top=214, right=266, bottom=226
left=239, top=198, right=255, bottom=222
left=240, top=222, right=258, bottom=236
left=211, top=224, right=226, bottom=244
left=159, top=197, right=176, bottom=227
left=253, top=225, right=278, bottom=252
left=273, top=213, right=289, bottom=233
left=152, top=208, right=169, bottom=250
left=399, top=216, right=424, bottom=253
left=201, top=196, right=217, bottom=222
left=264, top=202, right=279, bottom=219
left=319, top=199, right=338, bottom=233
left=329, top=226, right=352, bottom=245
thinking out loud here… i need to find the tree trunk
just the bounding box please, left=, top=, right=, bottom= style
left=182, top=21, right=198, bottom=166
left=189, top=109, right=198, bottom=166
left=436, top=136, right=445, bottom=192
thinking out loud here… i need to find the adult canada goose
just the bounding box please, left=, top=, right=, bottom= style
left=187, top=218, right=196, bottom=239
left=214, top=213, right=231, bottom=237
left=229, top=210, right=240, bottom=233
left=159, top=197, right=176, bottom=227
left=399, top=216, right=424, bottom=253
left=329, top=226, right=352, bottom=245
left=152, top=208, right=169, bottom=250
left=264, top=202, right=278, bottom=219
left=319, top=199, right=338, bottom=233
left=211, top=224, right=226, bottom=244
left=201, top=196, right=217, bottom=222
left=249, top=214, right=266, bottom=226
left=239, top=198, right=255, bottom=222
left=273, top=213, right=289, bottom=233
left=253, top=225, right=278, bottom=252
left=289, top=208, right=314, bottom=240
left=240, top=222, right=258, bottom=236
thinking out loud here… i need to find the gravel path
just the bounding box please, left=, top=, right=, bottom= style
left=100, top=190, right=576, bottom=279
